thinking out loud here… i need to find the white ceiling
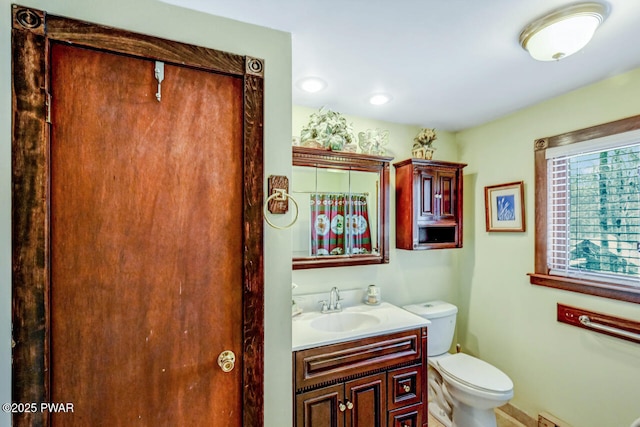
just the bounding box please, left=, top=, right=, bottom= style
left=161, top=0, right=640, bottom=131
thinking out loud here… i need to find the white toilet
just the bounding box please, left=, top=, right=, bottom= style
left=404, top=300, right=514, bottom=427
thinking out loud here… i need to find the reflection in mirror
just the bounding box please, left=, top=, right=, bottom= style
left=291, top=147, right=392, bottom=269
left=291, top=168, right=379, bottom=257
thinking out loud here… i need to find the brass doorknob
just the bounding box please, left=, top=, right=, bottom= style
left=217, top=350, right=236, bottom=373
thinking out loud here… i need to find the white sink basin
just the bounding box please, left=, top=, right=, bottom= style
left=310, top=312, right=381, bottom=333
left=292, top=302, right=431, bottom=351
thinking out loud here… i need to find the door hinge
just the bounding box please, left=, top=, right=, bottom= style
left=45, top=92, right=52, bottom=124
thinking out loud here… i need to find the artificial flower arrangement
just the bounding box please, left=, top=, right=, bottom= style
left=299, top=107, right=355, bottom=151
left=412, top=127, right=438, bottom=159
left=413, top=127, right=438, bottom=148
left=358, top=128, right=389, bottom=155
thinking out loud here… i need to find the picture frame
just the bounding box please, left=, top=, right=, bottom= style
left=484, top=181, right=525, bottom=232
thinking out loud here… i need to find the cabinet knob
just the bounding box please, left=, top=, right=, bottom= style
left=339, top=402, right=346, bottom=412
left=403, top=384, right=411, bottom=393
left=346, top=400, right=354, bottom=410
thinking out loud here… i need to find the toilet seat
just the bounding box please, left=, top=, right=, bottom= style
left=436, top=353, right=513, bottom=395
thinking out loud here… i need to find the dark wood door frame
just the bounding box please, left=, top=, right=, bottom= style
left=11, top=5, right=264, bottom=426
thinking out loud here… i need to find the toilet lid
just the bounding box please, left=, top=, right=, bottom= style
left=436, top=353, right=513, bottom=393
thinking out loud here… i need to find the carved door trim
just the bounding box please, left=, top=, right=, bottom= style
left=11, top=5, right=264, bottom=426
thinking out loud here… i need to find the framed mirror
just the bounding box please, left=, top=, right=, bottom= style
left=291, top=146, right=393, bottom=269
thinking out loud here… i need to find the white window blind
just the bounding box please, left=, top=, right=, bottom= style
left=547, top=137, right=640, bottom=287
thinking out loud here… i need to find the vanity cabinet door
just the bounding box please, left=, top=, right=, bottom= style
left=345, top=373, right=386, bottom=427
left=296, top=384, right=346, bottom=427
left=296, top=373, right=386, bottom=427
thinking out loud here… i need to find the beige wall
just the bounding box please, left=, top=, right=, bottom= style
left=456, top=67, right=640, bottom=427
left=292, top=105, right=463, bottom=310
left=0, top=1, right=292, bottom=426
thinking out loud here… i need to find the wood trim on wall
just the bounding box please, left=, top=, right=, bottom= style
left=557, top=303, right=640, bottom=344
left=11, top=5, right=265, bottom=426
left=530, top=114, right=640, bottom=305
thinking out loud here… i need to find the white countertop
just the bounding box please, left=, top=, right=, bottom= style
left=292, top=301, right=431, bottom=351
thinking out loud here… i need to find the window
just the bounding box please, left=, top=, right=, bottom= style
left=530, top=115, right=640, bottom=304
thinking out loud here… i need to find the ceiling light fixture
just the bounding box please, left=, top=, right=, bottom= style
left=519, top=2, right=609, bottom=61
left=297, top=77, right=327, bottom=93
left=369, top=93, right=392, bottom=106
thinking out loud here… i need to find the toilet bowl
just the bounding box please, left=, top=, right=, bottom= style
left=435, top=353, right=513, bottom=427
left=404, top=301, right=514, bottom=427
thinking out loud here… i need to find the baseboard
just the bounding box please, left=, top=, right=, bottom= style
left=538, top=411, right=572, bottom=427
left=498, top=403, right=537, bottom=427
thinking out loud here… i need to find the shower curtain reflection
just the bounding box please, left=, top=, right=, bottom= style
left=310, top=193, right=371, bottom=256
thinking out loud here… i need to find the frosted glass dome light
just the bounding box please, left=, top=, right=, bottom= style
left=520, top=2, right=609, bottom=61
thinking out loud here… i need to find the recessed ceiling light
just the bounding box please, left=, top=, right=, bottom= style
left=369, top=93, right=392, bottom=105
left=520, top=2, right=609, bottom=61
left=297, top=77, right=327, bottom=93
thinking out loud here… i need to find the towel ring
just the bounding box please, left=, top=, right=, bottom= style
left=263, top=189, right=299, bottom=230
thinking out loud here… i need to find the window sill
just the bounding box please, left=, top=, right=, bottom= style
left=528, top=273, right=640, bottom=304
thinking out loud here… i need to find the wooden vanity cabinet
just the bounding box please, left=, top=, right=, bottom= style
left=394, top=159, right=466, bottom=250
left=296, top=373, right=386, bottom=427
left=293, top=328, right=428, bottom=427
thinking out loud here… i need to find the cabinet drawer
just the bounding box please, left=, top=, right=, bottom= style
left=387, top=365, right=423, bottom=410
left=387, top=402, right=423, bottom=427
left=295, top=329, right=422, bottom=391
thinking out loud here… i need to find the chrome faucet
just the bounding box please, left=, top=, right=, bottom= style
left=319, top=287, right=343, bottom=313
left=329, top=287, right=342, bottom=312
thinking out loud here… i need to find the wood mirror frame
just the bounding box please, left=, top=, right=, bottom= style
left=292, top=146, right=392, bottom=269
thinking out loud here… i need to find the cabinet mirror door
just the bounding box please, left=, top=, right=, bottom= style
left=291, top=147, right=392, bottom=269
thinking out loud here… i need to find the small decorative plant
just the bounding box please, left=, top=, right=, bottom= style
left=412, top=127, right=438, bottom=159
left=300, top=107, right=355, bottom=151
left=413, top=127, right=438, bottom=148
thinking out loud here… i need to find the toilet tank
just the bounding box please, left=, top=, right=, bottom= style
left=403, top=301, right=457, bottom=357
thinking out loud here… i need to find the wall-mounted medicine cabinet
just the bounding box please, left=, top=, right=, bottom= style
left=291, top=146, right=393, bottom=269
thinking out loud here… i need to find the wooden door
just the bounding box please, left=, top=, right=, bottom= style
left=50, top=42, right=244, bottom=426
left=11, top=7, right=264, bottom=427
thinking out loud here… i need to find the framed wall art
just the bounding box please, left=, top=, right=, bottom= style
left=484, top=181, right=525, bottom=232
